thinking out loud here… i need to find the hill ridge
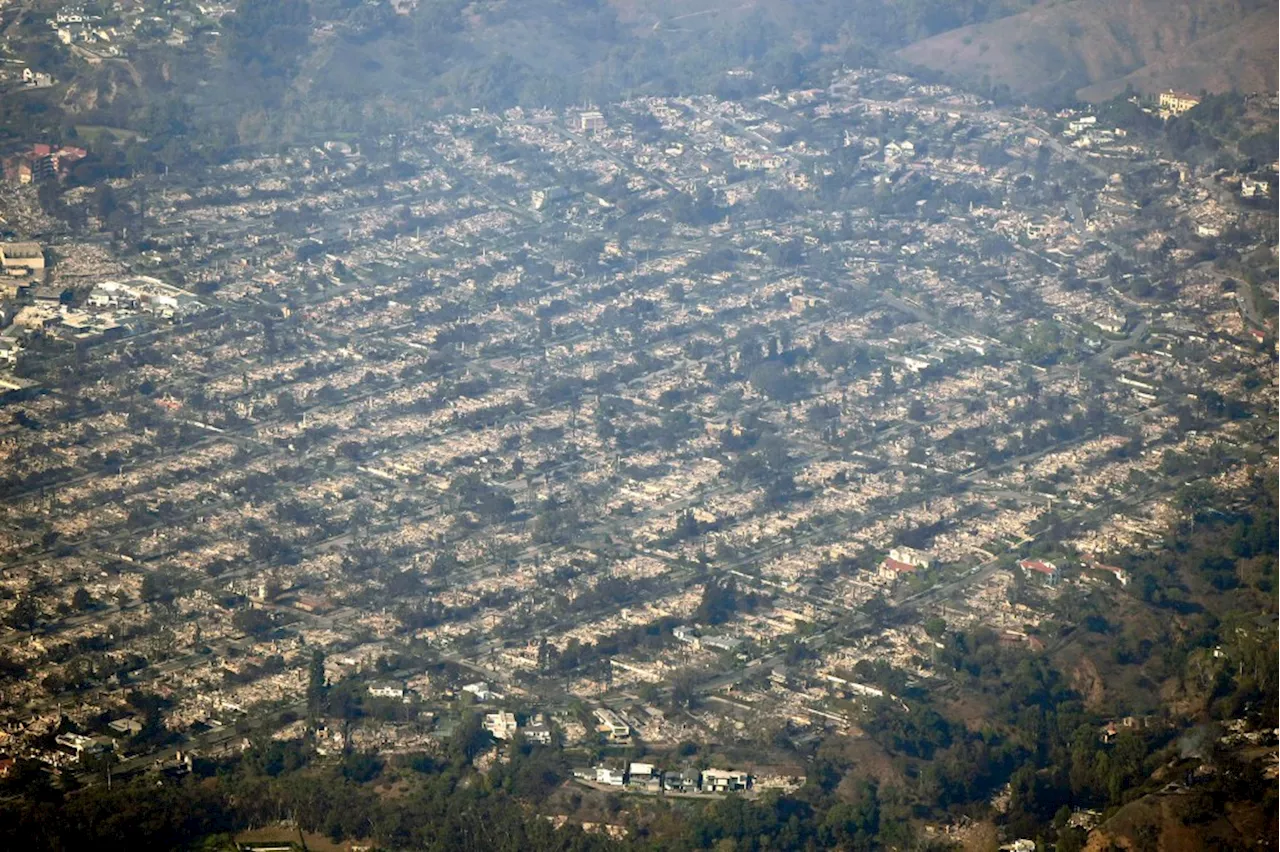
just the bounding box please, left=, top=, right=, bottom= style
left=896, top=0, right=1278, bottom=103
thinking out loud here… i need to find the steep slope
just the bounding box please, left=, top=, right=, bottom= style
left=896, top=0, right=1276, bottom=103
left=1081, top=769, right=1277, bottom=852
left=1076, top=6, right=1279, bottom=101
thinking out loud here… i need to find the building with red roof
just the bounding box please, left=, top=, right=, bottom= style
left=1018, top=559, right=1061, bottom=586
left=877, top=557, right=917, bottom=583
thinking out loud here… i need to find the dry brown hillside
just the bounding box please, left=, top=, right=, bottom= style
left=1076, top=6, right=1279, bottom=101
left=1081, top=777, right=1277, bottom=852
left=896, top=0, right=1278, bottom=103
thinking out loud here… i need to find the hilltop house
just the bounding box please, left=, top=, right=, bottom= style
left=1018, top=559, right=1061, bottom=586
left=1158, top=90, right=1200, bottom=118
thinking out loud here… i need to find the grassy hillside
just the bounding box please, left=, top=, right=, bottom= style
left=896, top=0, right=1277, bottom=104
left=9, top=0, right=1051, bottom=157
left=1076, top=6, right=1279, bottom=102
left=33, top=0, right=1276, bottom=162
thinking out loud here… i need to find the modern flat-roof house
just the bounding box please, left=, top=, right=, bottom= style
left=483, top=711, right=518, bottom=741
left=701, top=768, right=750, bottom=793
left=628, top=762, right=661, bottom=790
left=0, top=242, right=44, bottom=276
left=595, top=766, right=626, bottom=786
left=55, top=732, right=109, bottom=761
left=593, top=707, right=631, bottom=743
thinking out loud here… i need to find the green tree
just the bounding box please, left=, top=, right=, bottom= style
left=307, top=650, right=326, bottom=721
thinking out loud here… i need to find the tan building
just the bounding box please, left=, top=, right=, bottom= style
left=4, top=160, right=33, bottom=184
left=1158, top=90, right=1200, bottom=118
left=0, top=242, right=44, bottom=276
